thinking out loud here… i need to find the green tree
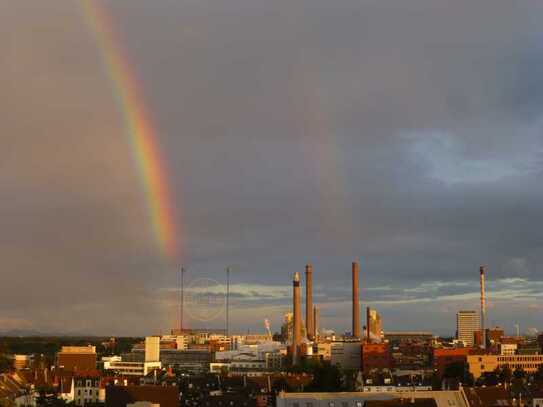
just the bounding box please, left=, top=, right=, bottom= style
left=483, top=371, right=499, bottom=386
left=498, top=366, right=513, bottom=387
left=306, top=361, right=342, bottom=392
left=535, top=364, right=543, bottom=382
left=0, top=355, right=11, bottom=373
left=431, top=373, right=442, bottom=390
left=513, top=367, right=526, bottom=379
left=271, top=377, right=290, bottom=393
left=444, top=362, right=465, bottom=380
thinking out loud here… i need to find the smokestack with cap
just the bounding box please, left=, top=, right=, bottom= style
left=480, top=265, right=486, bottom=349
left=352, top=261, right=361, bottom=338
left=292, top=272, right=302, bottom=364
left=305, top=264, right=314, bottom=340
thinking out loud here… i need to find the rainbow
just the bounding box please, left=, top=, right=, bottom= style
left=80, top=0, right=179, bottom=259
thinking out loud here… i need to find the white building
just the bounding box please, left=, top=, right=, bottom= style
left=103, top=337, right=161, bottom=376
left=60, top=373, right=101, bottom=406
left=500, top=343, right=517, bottom=356
left=456, top=311, right=480, bottom=347
left=533, top=396, right=543, bottom=407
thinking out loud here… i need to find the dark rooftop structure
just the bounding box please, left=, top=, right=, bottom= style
left=464, top=386, right=513, bottom=407
left=366, top=399, right=438, bottom=407
left=105, top=385, right=178, bottom=407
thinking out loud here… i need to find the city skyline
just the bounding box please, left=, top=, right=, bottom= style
left=1, top=0, right=543, bottom=336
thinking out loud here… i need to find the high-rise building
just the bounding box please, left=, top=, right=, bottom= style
left=456, top=310, right=480, bottom=346
left=145, top=336, right=160, bottom=363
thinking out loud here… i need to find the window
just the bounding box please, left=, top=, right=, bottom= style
left=293, top=403, right=300, bottom=407
left=306, top=403, right=313, bottom=407
left=356, top=403, right=363, bottom=407
left=342, top=402, right=349, bottom=407
left=329, top=403, right=336, bottom=407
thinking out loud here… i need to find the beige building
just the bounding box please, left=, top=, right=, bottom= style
left=277, top=390, right=469, bottom=407
left=467, top=354, right=543, bottom=379
left=145, top=337, right=160, bottom=362
left=316, top=342, right=332, bottom=361
left=500, top=343, right=517, bottom=356
left=12, top=354, right=33, bottom=370
left=456, top=311, right=480, bottom=347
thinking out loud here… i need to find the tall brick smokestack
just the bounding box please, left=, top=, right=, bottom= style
left=313, top=305, right=319, bottom=339
left=480, top=265, right=486, bottom=349
left=366, top=306, right=371, bottom=342
left=352, top=261, right=361, bottom=338
left=305, top=264, right=314, bottom=340
left=292, top=272, right=302, bottom=364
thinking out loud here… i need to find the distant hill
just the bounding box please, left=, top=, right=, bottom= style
left=0, top=329, right=91, bottom=337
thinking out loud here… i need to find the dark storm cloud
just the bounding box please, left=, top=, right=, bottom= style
left=1, top=0, right=542, bottom=335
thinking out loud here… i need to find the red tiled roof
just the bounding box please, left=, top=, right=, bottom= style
left=73, top=370, right=101, bottom=378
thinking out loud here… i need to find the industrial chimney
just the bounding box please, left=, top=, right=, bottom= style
left=366, top=306, right=371, bottom=342
left=292, top=272, right=302, bottom=364
left=480, top=265, right=486, bottom=349
left=352, top=261, right=361, bottom=338
left=305, top=264, right=314, bottom=340
left=313, top=305, right=319, bottom=339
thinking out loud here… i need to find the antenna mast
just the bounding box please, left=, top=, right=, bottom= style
left=226, top=267, right=230, bottom=337
left=179, top=267, right=185, bottom=333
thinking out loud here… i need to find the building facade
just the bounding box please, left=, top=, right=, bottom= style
left=456, top=311, right=480, bottom=347
left=432, top=348, right=472, bottom=377
left=56, top=346, right=97, bottom=372
left=362, top=343, right=391, bottom=374
left=467, top=354, right=543, bottom=379
left=331, top=342, right=362, bottom=370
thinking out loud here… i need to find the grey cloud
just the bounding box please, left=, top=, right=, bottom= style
left=1, top=0, right=543, bottom=335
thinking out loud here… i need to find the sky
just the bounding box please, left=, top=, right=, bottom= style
left=1, top=0, right=543, bottom=336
